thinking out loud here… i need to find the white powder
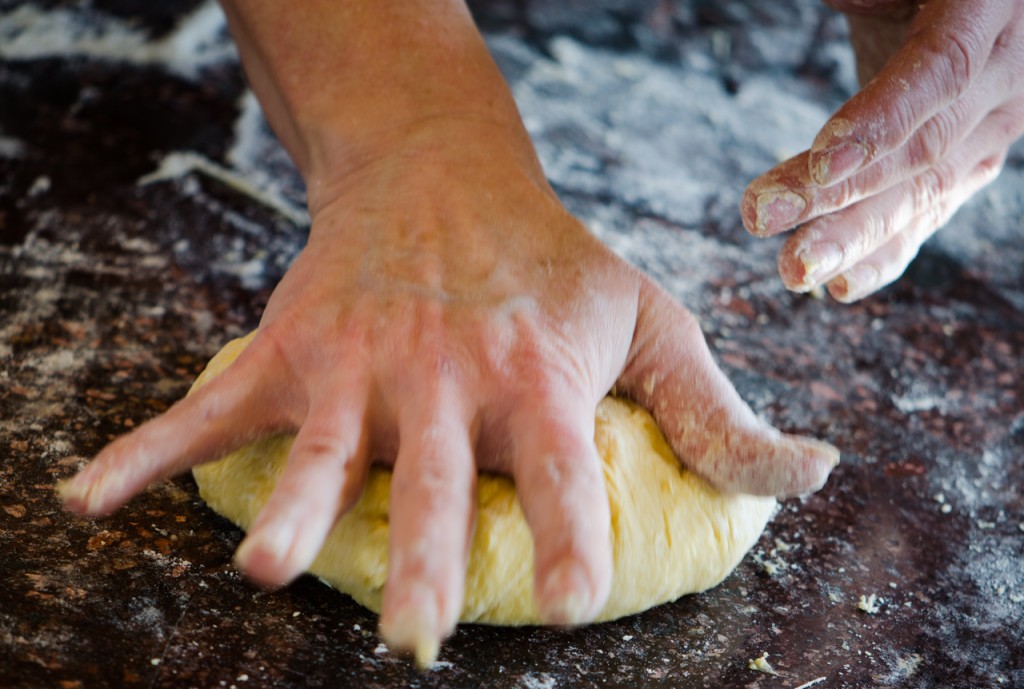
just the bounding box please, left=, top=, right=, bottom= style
left=0, top=1, right=235, bottom=79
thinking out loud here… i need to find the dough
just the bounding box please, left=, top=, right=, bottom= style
left=191, top=334, right=776, bottom=625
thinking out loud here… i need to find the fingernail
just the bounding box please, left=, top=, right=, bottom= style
left=414, top=635, right=440, bottom=669
left=56, top=470, right=109, bottom=515
left=234, top=524, right=295, bottom=579
left=55, top=477, right=87, bottom=510
left=812, top=142, right=868, bottom=186
left=793, top=437, right=841, bottom=495
left=795, top=242, right=844, bottom=289
left=806, top=437, right=841, bottom=469
left=828, top=264, right=880, bottom=303
left=539, top=559, right=594, bottom=626
left=380, top=583, right=441, bottom=668
left=754, top=190, right=806, bottom=235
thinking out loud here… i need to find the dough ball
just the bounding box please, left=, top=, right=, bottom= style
left=191, top=334, right=776, bottom=625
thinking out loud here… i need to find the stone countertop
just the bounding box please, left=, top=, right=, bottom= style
left=1, top=2, right=1021, bottom=687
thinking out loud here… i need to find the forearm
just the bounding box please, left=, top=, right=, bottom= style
left=844, top=13, right=913, bottom=85
left=218, top=0, right=533, bottom=210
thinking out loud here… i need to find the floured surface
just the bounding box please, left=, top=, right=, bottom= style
left=191, top=335, right=776, bottom=625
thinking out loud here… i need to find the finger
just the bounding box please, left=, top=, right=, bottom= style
left=234, top=383, right=372, bottom=588
left=508, top=387, right=611, bottom=627
left=58, top=339, right=293, bottom=516
left=741, top=153, right=815, bottom=237
left=808, top=0, right=1014, bottom=186
left=778, top=101, right=1024, bottom=292
left=378, top=386, right=475, bottom=668
left=828, top=152, right=1007, bottom=302
left=744, top=52, right=1014, bottom=237
left=620, top=281, right=839, bottom=497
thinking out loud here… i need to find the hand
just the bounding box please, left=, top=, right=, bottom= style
left=59, top=117, right=838, bottom=663
left=743, top=0, right=1024, bottom=302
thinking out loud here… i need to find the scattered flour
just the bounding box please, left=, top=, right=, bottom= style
left=747, top=652, right=779, bottom=675
left=519, top=672, right=557, bottom=689
left=0, top=134, right=26, bottom=158
left=0, top=1, right=235, bottom=78
left=138, top=151, right=308, bottom=227
left=857, top=594, right=881, bottom=615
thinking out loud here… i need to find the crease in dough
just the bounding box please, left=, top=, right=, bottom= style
left=191, top=334, right=777, bottom=625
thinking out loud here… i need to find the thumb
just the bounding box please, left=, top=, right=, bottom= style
left=618, top=281, right=839, bottom=497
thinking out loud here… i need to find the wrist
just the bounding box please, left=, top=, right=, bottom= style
left=220, top=0, right=532, bottom=210
left=303, top=111, right=544, bottom=219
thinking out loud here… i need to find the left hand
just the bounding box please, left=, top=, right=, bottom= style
left=742, top=0, right=1024, bottom=302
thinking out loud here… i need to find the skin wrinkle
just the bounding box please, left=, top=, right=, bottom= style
left=778, top=60, right=1012, bottom=284
left=738, top=0, right=1024, bottom=304
left=834, top=101, right=1022, bottom=299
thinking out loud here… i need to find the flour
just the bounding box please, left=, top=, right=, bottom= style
left=0, top=135, right=26, bottom=158
left=519, top=672, right=557, bottom=689
left=495, top=35, right=834, bottom=233
left=138, top=151, right=308, bottom=227
left=0, top=1, right=234, bottom=79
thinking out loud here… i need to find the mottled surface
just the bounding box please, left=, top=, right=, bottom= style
left=1, top=2, right=1022, bottom=688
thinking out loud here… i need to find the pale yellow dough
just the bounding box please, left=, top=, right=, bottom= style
left=191, top=334, right=777, bottom=625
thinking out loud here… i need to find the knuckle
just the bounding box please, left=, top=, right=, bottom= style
left=991, top=101, right=1024, bottom=144
left=428, top=350, right=460, bottom=379
left=407, top=335, right=468, bottom=388
left=504, top=326, right=593, bottom=403
left=891, top=95, right=921, bottom=143
left=829, top=175, right=863, bottom=210
left=500, top=320, right=547, bottom=375
left=392, top=454, right=459, bottom=506
left=192, top=387, right=231, bottom=426
left=918, top=176, right=958, bottom=233
left=922, top=28, right=979, bottom=100
left=526, top=446, right=603, bottom=507
left=945, top=35, right=977, bottom=96
left=975, top=152, right=1007, bottom=181
left=912, top=108, right=961, bottom=167
left=833, top=154, right=896, bottom=206
left=294, top=433, right=348, bottom=463
left=913, top=163, right=953, bottom=212
left=255, top=320, right=296, bottom=364
left=861, top=206, right=896, bottom=249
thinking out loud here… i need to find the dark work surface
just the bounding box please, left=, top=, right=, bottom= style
left=1, top=2, right=1022, bottom=688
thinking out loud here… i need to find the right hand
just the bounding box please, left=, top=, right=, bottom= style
left=61, top=114, right=838, bottom=662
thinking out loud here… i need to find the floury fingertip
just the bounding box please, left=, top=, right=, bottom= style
left=753, top=190, right=806, bottom=235
left=802, top=437, right=841, bottom=493
left=233, top=529, right=292, bottom=585
left=379, top=583, right=444, bottom=669
left=55, top=472, right=102, bottom=515
left=537, top=559, right=598, bottom=626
